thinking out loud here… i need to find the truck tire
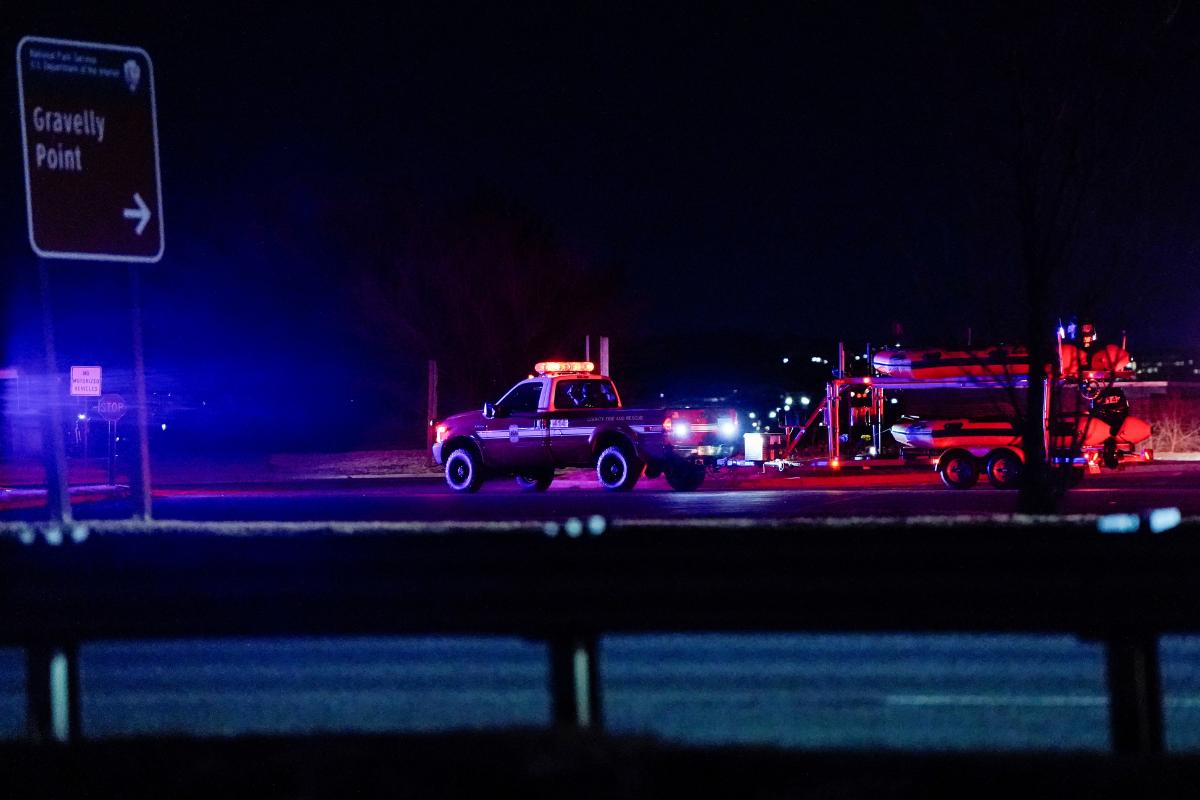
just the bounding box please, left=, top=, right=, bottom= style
left=938, top=450, right=979, bottom=489
left=596, top=444, right=642, bottom=491
left=665, top=462, right=705, bottom=492
left=515, top=469, right=554, bottom=492
left=445, top=447, right=484, bottom=493
left=985, top=450, right=1022, bottom=489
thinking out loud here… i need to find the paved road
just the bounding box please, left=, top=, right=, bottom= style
left=5, top=462, right=1197, bottom=522
left=3, top=633, right=1199, bottom=750
left=4, top=463, right=1199, bottom=750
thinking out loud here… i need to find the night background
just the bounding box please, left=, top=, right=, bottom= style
left=7, top=5, right=1200, bottom=790
left=4, top=2, right=1199, bottom=451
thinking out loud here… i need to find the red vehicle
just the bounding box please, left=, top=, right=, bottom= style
left=432, top=361, right=739, bottom=492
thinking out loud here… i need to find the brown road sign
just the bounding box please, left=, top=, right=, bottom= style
left=16, top=36, right=164, bottom=262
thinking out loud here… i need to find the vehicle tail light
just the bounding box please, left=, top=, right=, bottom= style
left=662, top=417, right=673, bottom=433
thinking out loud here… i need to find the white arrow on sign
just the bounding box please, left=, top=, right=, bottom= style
left=122, top=192, right=151, bottom=236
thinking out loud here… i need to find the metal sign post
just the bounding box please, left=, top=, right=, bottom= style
left=38, top=261, right=71, bottom=523
left=17, top=36, right=164, bottom=520
left=128, top=268, right=153, bottom=518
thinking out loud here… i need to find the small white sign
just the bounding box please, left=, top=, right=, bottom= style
left=70, top=365, right=102, bottom=396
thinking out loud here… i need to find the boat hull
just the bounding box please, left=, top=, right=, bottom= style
left=873, top=347, right=1029, bottom=380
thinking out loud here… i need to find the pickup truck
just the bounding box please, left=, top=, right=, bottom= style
left=431, top=361, right=739, bottom=492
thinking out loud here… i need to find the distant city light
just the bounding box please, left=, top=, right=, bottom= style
left=161, top=423, right=167, bottom=431
left=77, top=413, right=86, bottom=420
left=782, top=357, right=790, bottom=364
left=784, top=396, right=794, bottom=405
left=784, top=404, right=791, bottom=412
left=768, top=410, right=777, bottom=419
left=800, top=396, right=810, bottom=406
left=890, top=398, right=899, bottom=404
left=748, top=412, right=756, bottom=419
left=810, top=356, right=822, bottom=363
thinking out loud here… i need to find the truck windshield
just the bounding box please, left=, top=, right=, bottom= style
left=497, top=381, right=543, bottom=413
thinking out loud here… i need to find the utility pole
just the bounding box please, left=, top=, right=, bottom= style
left=426, top=359, right=438, bottom=454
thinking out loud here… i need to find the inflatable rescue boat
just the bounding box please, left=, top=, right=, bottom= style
left=891, top=414, right=1151, bottom=452
left=890, top=418, right=1020, bottom=451
left=1070, top=414, right=1151, bottom=448
left=872, top=346, right=1029, bottom=380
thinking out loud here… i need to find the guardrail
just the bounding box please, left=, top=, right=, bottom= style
left=2, top=514, right=1197, bottom=753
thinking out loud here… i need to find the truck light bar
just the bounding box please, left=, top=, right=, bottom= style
left=534, top=361, right=595, bottom=375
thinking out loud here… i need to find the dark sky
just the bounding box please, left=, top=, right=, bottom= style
left=4, top=3, right=1200, bottom=439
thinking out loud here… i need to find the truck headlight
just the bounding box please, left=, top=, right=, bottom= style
left=719, top=420, right=738, bottom=439
left=673, top=421, right=691, bottom=439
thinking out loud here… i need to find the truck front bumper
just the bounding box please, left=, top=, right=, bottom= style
left=431, top=443, right=444, bottom=465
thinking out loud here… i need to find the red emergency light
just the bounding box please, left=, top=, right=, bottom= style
left=534, top=361, right=595, bottom=375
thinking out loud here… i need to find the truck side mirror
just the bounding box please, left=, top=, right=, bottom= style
left=483, top=402, right=498, bottom=419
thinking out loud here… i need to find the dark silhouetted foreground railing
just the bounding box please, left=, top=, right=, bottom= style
left=2, top=514, right=1197, bottom=754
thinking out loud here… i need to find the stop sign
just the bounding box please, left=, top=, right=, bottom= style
left=97, top=394, right=127, bottom=422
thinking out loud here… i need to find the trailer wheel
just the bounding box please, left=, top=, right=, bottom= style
left=665, top=462, right=705, bottom=492
left=1102, top=437, right=1120, bottom=469
left=938, top=450, right=979, bottom=489
left=985, top=450, right=1022, bottom=489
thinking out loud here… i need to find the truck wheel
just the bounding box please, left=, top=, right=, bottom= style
left=985, top=450, right=1022, bottom=489
left=515, top=469, right=554, bottom=492
left=445, top=447, right=484, bottom=493
left=665, top=462, right=705, bottom=492
left=938, top=450, right=979, bottom=489
left=596, top=444, right=642, bottom=491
